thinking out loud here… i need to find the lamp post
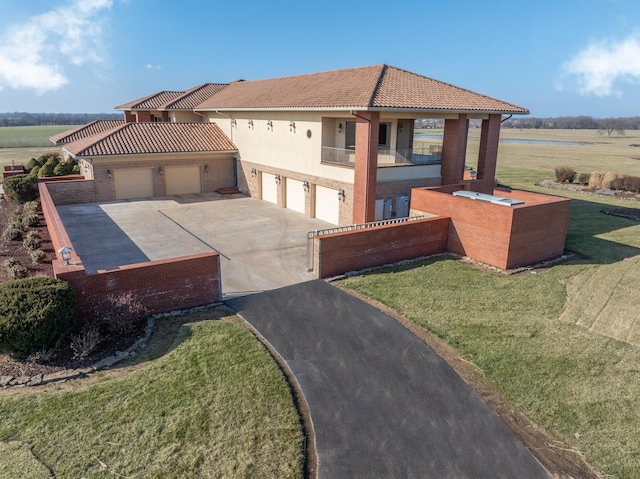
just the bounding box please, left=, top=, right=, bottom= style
left=58, top=246, right=73, bottom=265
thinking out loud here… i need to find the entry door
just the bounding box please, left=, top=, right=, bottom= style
left=315, top=185, right=340, bottom=225
left=261, top=173, right=278, bottom=204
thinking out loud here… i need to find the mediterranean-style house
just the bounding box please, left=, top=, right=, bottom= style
left=44, top=64, right=570, bottom=316
left=51, top=64, right=531, bottom=226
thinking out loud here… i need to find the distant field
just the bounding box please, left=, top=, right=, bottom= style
left=0, top=125, right=71, bottom=165
left=415, top=128, right=640, bottom=178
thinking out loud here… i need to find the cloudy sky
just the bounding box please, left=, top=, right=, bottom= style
left=0, top=0, right=639, bottom=117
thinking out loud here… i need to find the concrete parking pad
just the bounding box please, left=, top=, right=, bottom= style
left=56, top=193, right=334, bottom=297
left=228, top=280, right=550, bottom=479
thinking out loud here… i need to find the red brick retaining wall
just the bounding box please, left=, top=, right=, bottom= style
left=39, top=181, right=221, bottom=321
left=314, top=217, right=449, bottom=278
left=410, top=186, right=571, bottom=269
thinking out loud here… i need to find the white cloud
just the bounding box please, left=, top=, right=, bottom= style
left=0, top=0, right=113, bottom=94
left=146, top=64, right=161, bottom=70
left=560, top=35, right=640, bottom=97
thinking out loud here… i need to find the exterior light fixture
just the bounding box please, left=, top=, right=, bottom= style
left=231, top=119, right=237, bottom=127
left=58, top=246, right=73, bottom=266
left=158, top=166, right=164, bottom=175
left=289, top=121, right=296, bottom=132
left=107, top=169, right=112, bottom=179
left=398, top=121, right=403, bottom=133
left=337, top=188, right=345, bottom=200
left=267, top=120, right=273, bottom=130
left=251, top=168, right=257, bottom=177
left=248, top=120, right=254, bottom=128
left=302, top=180, right=310, bottom=192
left=338, top=123, right=343, bottom=133
left=274, top=174, right=281, bottom=183
left=204, top=165, right=209, bottom=173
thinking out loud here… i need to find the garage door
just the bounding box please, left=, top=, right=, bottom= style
left=166, top=166, right=201, bottom=195
left=315, top=185, right=340, bottom=225
left=285, top=178, right=305, bottom=214
left=114, top=168, right=154, bottom=200
left=261, top=173, right=278, bottom=204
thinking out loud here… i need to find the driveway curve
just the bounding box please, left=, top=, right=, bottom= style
left=227, top=280, right=550, bottom=479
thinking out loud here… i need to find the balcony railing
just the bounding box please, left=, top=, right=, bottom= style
left=321, top=146, right=442, bottom=168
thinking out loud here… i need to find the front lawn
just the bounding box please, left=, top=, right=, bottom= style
left=0, top=310, right=304, bottom=478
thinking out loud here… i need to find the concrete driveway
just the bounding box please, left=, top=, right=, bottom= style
left=55, top=192, right=334, bottom=298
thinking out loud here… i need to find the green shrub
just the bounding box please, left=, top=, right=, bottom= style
left=24, top=157, right=41, bottom=173
left=21, top=212, right=39, bottom=228
left=3, top=259, right=28, bottom=280
left=2, top=174, right=39, bottom=203
left=23, top=200, right=40, bottom=215
left=23, top=231, right=41, bottom=250
left=0, top=277, right=77, bottom=355
left=554, top=166, right=576, bottom=183
left=30, top=249, right=46, bottom=264
left=1, top=223, right=22, bottom=241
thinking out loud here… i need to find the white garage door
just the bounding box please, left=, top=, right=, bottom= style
left=315, top=185, right=340, bottom=225
left=114, top=168, right=154, bottom=200
left=285, top=178, right=305, bottom=214
left=261, top=173, right=278, bottom=204
left=166, top=166, right=201, bottom=195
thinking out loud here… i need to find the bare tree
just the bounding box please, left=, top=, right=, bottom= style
left=599, top=119, right=626, bottom=137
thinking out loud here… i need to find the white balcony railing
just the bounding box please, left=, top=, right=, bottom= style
left=321, top=146, right=442, bottom=168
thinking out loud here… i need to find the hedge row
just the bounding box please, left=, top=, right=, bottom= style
left=554, top=166, right=640, bottom=192
left=2, top=174, right=39, bottom=203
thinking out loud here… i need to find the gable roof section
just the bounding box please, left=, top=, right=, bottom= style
left=50, top=120, right=125, bottom=145
left=63, top=122, right=237, bottom=158
left=196, top=64, right=528, bottom=114
left=116, top=83, right=228, bottom=111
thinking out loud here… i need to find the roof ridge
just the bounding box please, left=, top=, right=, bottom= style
left=368, top=64, right=388, bottom=107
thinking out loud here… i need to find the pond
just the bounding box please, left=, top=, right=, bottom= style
left=415, top=135, right=584, bottom=146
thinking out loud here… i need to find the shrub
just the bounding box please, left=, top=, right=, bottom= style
left=70, top=323, right=103, bottom=359
left=98, top=292, right=148, bottom=337
left=1, top=223, right=22, bottom=241
left=3, top=258, right=28, bottom=279
left=21, top=212, right=39, bottom=228
left=588, top=172, right=605, bottom=189
left=602, top=172, right=620, bottom=189
left=622, top=176, right=640, bottom=193
left=23, top=200, right=40, bottom=215
left=23, top=231, right=41, bottom=250
left=577, top=173, right=590, bottom=185
left=24, top=157, right=41, bottom=174
left=555, top=166, right=576, bottom=183
left=30, top=249, right=46, bottom=264
left=2, top=174, right=39, bottom=203
left=0, top=277, right=77, bottom=355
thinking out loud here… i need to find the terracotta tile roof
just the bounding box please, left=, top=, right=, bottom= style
left=50, top=120, right=125, bottom=145
left=116, top=84, right=228, bottom=111
left=63, top=122, right=237, bottom=158
left=165, top=83, right=228, bottom=110
left=196, top=64, right=528, bottom=114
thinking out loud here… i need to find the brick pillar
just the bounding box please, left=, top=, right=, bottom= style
left=137, top=111, right=152, bottom=122
left=476, top=114, right=501, bottom=194
left=161, top=111, right=169, bottom=122
left=352, top=111, right=379, bottom=224
left=440, top=115, right=468, bottom=185
left=124, top=111, right=135, bottom=123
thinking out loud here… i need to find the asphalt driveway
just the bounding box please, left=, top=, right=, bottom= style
left=55, top=192, right=334, bottom=297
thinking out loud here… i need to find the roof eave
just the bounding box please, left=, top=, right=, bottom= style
left=67, top=149, right=239, bottom=160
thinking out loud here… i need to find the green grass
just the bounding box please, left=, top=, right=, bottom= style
left=339, top=167, right=640, bottom=478
left=0, top=310, right=304, bottom=478
left=0, top=126, right=74, bottom=148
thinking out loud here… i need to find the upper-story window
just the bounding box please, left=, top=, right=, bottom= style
left=345, top=121, right=391, bottom=150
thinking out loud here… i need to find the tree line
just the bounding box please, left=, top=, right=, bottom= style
left=0, top=112, right=122, bottom=127
left=502, top=116, right=640, bottom=135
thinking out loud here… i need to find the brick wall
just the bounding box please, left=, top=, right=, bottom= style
left=313, top=217, right=449, bottom=278
left=410, top=186, right=571, bottom=269
left=375, top=177, right=441, bottom=216
left=41, top=177, right=96, bottom=205
left=40, top=182, right=222, bottom=321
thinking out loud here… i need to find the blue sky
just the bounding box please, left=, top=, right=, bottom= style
left=1, top=0, right=640, bottom=117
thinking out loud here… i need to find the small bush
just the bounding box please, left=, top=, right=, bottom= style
left=555, top=166, right=576, bottom=183
left=0, top=277, right=77, bottom=355
left=3, top=259, right=28, bottom=279
left=2, top=174, right=39, bottom=203
left=23, top=231, right=41, bottom=250
left=23, top=200, right=40, bottom=215
left=30, top=249, right=46, bottom=264
left=622, top=176, right=640, bottom=193
left=21, top=212, right=39, bottom=228
left=70, top=323, right=103, bottom=359
left=602, top=172, right=620, bottom=189
left=577, top=173, right=590, bottom=185
left=98, top=292, right=148, bottom=337
left=1, top=223, right=22, bottom=241
left=588, top=172, right=605, bottom=189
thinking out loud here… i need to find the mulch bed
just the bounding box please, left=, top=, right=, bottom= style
left=600, top=207, right=640, bottom=221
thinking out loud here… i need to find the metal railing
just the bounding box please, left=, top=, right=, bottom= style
left=306, top=215, right=426, bottom=272
left=320, top=146, right=442, bottom=168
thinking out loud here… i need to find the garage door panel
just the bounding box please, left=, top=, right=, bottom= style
left=166, top=166, right=201, bottom=196
left=114, top=168, right=154, bottom=200
left=285, top=179, right=305, bottom=214
left=261, top=173, right=277, bottom=204
left=315, top=185, right=340, bottom=225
